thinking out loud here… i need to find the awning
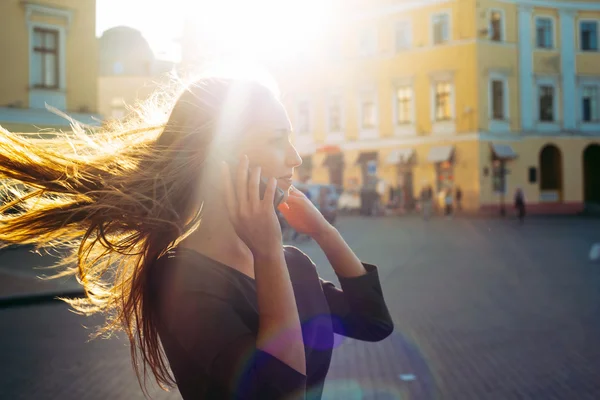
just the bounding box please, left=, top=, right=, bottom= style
left=491, top=143, right=517, bottom=160
left=322, top=153, right=344, bottom=167
left=427, top=146, right=454, bottom=163
left=355, top=151, right=378, bottom=165
left=386, top=148, right=415, bottom=165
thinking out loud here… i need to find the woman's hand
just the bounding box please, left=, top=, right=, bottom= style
left=278, top=187, right=333, bottom=238
left=221, top=155, right=282, bottom=259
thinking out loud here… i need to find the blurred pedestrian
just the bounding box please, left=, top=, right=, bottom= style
left=420, top=185, right=433, bottom=220
left=455, top=186, right=462, bottom=212
left=318, top=186, right=336, bottom=224
left=514, top=187, right=526, bottom=224
left=444, top=189, right=454, bottom=218
left=375, top=178, right=386, bottom=216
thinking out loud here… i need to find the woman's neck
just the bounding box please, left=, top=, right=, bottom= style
left=180, top=199, right=256, bottom=279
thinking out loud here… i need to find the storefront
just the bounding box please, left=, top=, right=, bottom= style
left=322, top=152, right=344, bottom=187
left=427, top=145, right=455, bottom=192
left=490, top=143, right=518, bottom=215
left=355, top=151, right=378, bottom=188
left=386, top=148, right=416, bottom=210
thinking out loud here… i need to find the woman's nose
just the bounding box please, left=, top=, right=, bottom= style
left=286, top=143, right=303, bottom=168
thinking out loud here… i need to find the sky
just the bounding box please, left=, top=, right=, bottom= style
left=96, top=0, right=335, bottom=63
left=96, top=0, right=184, bottom=61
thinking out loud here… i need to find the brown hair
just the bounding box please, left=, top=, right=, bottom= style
left=0, top=77, right=277, bottom=395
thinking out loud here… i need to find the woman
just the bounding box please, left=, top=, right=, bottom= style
left=0, top=78, right=393, bottom=399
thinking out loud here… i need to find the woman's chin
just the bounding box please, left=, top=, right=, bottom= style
left=281, top=187, right=291, bottom=203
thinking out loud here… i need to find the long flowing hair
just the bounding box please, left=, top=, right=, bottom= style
left=0, top=77, right=276, bottom=395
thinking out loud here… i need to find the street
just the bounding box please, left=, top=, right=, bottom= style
left=2, top=216, right=600, bottom=399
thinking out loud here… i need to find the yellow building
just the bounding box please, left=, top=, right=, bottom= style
left=271, top=0, right=600, bottom=215
left=0, top=0, right=100, bottom=132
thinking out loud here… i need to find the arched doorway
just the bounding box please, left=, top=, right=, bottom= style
left=583, top=144, right=600, bottom=205
left=539, top=144, right=563, bottom=202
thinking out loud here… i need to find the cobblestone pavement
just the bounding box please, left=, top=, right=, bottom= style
left=2, top=216, right=600, bottom=399
left=0, top=245, right=80, bottom=298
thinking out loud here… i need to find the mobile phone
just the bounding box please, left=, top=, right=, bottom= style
left=259, top=175, right=286, bottom=208
left=228, top=160, right=285, bottom=208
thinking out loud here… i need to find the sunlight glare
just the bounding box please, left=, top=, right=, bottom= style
left=182, top=0, right=334, bottom=60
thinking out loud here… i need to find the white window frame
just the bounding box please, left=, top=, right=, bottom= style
left=358, top=87, right=379, bottom=140
left=429, top=72, right=455, bottom=135
left=359, top=27, right=378, bottom=56
left=393, top=82, right=416, bottom=136
left=488, top=73, right=510, bottom=133
left=25, top=3, right=72, bottom=111
left=534, top=15, right=556, bottom=50
left=394, top=20, right=412, bottom=52
left=577, top=78, right=600, bottom=132
left=578, top=19, right=600, bottom=52
left=489, top=8, right=506, bottom=42
left=431, top=11, right=451, bottom=45
left=326, top=93, right=344, bottom=144
left=535, top=77, right=560, bottom=132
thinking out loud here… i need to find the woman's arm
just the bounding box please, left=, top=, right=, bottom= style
left=312, top=225, right=367, bottom=279
left=313, top=228, right=394, bottom=341
left=280, top=187, right=393, bottom=341
left=254, top=251, right=306, bottom=375
left=222, top=159, right=306, bottom=375
left=286, top=246, right=394, bottom=342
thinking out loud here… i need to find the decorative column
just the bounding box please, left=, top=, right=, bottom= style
left=518, top=5, right=534, bottom=131
left=560, top=9, right=577, bottom=130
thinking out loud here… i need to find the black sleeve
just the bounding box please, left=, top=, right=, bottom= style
left=168, top=292, right=307, bottom=399
left=320, top=263, right=394, bottom=342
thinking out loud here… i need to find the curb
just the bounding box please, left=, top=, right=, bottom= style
left=0, top=289, right=86, bottom=309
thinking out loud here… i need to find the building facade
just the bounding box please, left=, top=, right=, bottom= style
left=97, top=26, right=175, bottom=121
left=272, top=0, right=600, bottom=214
left=0, top=0, right=101, bottom=132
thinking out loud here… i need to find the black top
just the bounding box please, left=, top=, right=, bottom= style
left=150, top=246, right=393, bottom=400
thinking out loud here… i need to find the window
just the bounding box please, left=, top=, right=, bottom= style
left=32, top=27, right=59, bottom=89
left=113, top=62, right=124, bottom=75
left=490, top=10, right=503, bottom=41
left=582, top=85, right=599, bottom=122
left=581, top=21, right=599, bottom=51
left=359, top=28, right=376, bottom=56
left=536, top=17, right=554, bottom=49
left=432, top=13, right=450, bottom=45
left=396, top=87, right=412, bottom=124
left=328, top=97, right=342, bottom=132
left=297, top=101, right=310, bottom=133
left=528, top=167, right=537, bottom=184
left=434, top=82, right=452, bottom=121
left=538, top=85, right=555, bottom=122
left=361, top=101, right=376, bottom=128
left=491, top=80, right=505, bottom=119
left=395, top=21, right=411, bottom=51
